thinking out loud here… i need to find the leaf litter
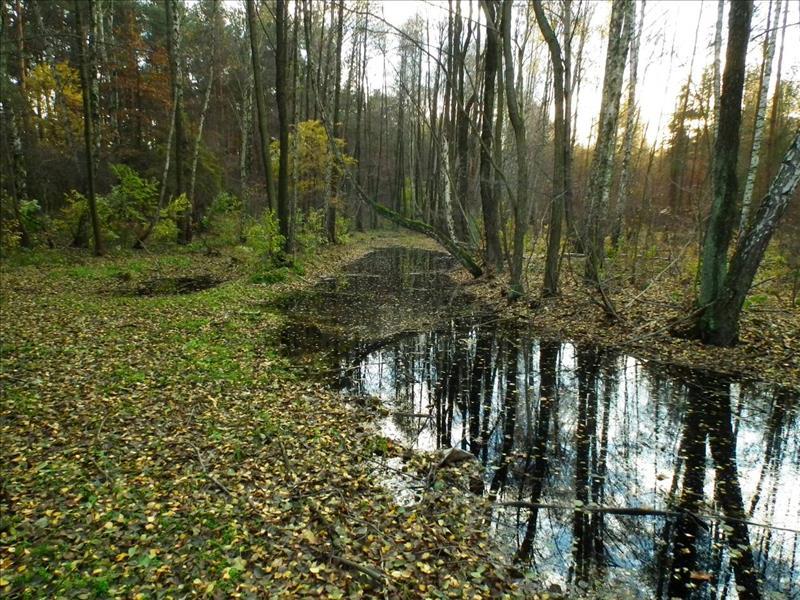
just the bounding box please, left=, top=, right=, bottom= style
left=0, top=237, right=520, bottom=598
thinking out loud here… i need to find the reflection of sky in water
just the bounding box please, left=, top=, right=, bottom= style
left=283, top=247, right=798, bottom=598
left=346, top=328, right=800, bottom=598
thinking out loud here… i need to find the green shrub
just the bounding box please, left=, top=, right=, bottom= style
left=245, top=210, right=285, bottom=267
left=294, top=208, right=326, bottom=252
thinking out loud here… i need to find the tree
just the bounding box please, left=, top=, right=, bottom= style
left=740, top=0, right=782, bottom=230
left=697, top=130, right=800, bottom=346
left=478, top=0, right=502, bottom=272
left=74, top=0, right=103, bottom=256
left=583, top=0, right=632, bottom=285
left=612, top=0, right=644, bottom=248
left=246, top=0, right=275, bottom=212
left=694, top=0, right=753, bottom=343
left=532, top=0, right=569, bottom=297
left=188, top=0, right=219, bottom=228
left=325, top=0, right=344, bottom=243
left=501, top=0, right=530, bottom=298
left=275, top=0, right=292, bottom=252
left=165, top=0, right=190, bottom=244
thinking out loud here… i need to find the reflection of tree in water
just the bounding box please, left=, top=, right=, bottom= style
left=288, top=247, right=799, bottom=596
left=349, top=328, right=798, bottom=597
left=351, top=328, right=798, bottom=596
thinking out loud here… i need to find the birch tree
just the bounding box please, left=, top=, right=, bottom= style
left=740, top=0, right=782, bottom=230
left=165, top=0, right=190, bottom=244
left=584, top=0, right=633, bottom=285
left=701, top=131, right=800, bottom=346
left=276, top=0, right=292, bottom=251
left=612, top=0, right=644, bottom=248
left=501, top=0, right=529, bottom=298
left=188, top=0, right=219, bottom=222
left=325, top=0, right=344, bottom=243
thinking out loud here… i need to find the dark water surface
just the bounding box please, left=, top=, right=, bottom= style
left=277, top=247, right=799, bottom=599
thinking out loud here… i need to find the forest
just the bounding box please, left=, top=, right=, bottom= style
left=1, top=0, right=799, bottom=598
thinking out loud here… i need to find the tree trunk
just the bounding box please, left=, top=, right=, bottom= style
left=0, top=11, right=32, bottom=250
left=701, top=131, right=799, bottom=346
left=712, top=0, right=724, bottom=137
left=584, top=0, right=632, bottom=284
left=501, top=0, right=529, bottom=298
left=325, top=0, right=344, bottom=243
left=245, top=0, right=275, bottom=212
left=75, top=0, right=103, bottom=256
left=740, top=0, right=782, bottom=230
left=165, top=0, right=190, bottom=244
left=612, top=0, right=643, bottom=248
left=478, top=1, right=502, bottom=272
left=188, top=0, right=218, bottom=229
left=136, top=101, right=176, bottom=248
left=275, top=0, right=292, bottom=252
left=760, top=0, right=789, bottom=199
left=533, top=0, right=567, bottom=297
left=695, top=0, right=753, bottom=340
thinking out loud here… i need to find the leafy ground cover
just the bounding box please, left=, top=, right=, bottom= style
left=0, top=236, right=518, bottom=599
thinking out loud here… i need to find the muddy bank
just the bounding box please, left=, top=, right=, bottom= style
left=449, top=253, right=800, bottom=394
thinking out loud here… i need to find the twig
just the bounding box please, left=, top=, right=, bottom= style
left=306, top=545, right=386, bottom=584
left=192, top=443, right=234, bottom=497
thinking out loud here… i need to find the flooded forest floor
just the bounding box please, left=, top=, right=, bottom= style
left=1, top=232, right=798, bottom=598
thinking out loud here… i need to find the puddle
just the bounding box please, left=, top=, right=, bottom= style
left=135, top=275, right=219, bottom=296
left=277, top=246, right=800, bottom=598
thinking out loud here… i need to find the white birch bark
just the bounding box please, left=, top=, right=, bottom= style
left=584, top=0, right=633, bottom=282
left=613, top=0, right=644, bottom=244
left=740, top=0, right=782, bottom=230
left=713, top=0, right=724, bottom=136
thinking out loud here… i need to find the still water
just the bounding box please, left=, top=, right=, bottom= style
left=278, top=247, right=799, bottom=599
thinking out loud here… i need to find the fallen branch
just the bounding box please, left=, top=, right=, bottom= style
left=498, top=501, right=800, bottom=534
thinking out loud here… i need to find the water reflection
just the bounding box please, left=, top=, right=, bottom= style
left=279, top=248, right=800, bottom=598
left=345, top=326, right=799, bottom=598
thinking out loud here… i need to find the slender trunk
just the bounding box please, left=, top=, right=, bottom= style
left=713, top=0, right=724, bottom=137
left=584, top=0, right=632, bottom=284
left=136, top=102, right=176, bottom=248
left=325, top=0, right=343, bottom=243
left=667, top=9, right=702, bottom=226
left=502, top=0, right=529, bottom=298
left=478, top=1, right=502, bottom=272
left=354, top=9, right=368, bottom=231
left=276, top=0, right=292, bottom=252
left=75, top=0, right=103, bottom=256
left=760, top=0, right=789, bottom=198
left=189, top=0, right=218, bottom=228
left=612, top=0, right=643, bottom=248
left=165, top=0, right=190, bottom=244
left=533, top=0, right=567, bottom=297
left=246, top=0, right=275, bottom=212
left=702, top=131, right=800, bottom=345
left=740, top=0, right=782, bottom=230
left=0, top=100, right=32, bottom=248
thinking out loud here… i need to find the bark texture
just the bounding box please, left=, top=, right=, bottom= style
left=697, top=0, right=753, bottom=338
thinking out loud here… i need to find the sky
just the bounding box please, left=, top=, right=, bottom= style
left=365, top=0, right=800, bottom=146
